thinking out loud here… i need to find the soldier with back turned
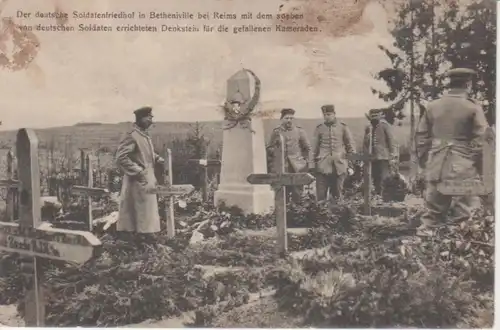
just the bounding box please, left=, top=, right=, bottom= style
left=415, top=68, right=488, bottom=236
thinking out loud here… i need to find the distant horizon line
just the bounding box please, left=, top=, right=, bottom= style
left=0, top=116, right=380, bottom=132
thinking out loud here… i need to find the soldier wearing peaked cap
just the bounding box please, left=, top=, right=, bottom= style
left=312, top=104, right=355, bottom=202
left=363, top=109, right=399, bottom=195
left=267, top=108, right=313, bottom=202
left=115, top=106, right=165, bottom=241
left=415, top=68, right=488, bottom=236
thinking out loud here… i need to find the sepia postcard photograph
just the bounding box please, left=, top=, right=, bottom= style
left=0, top=0, right=496, bottom=328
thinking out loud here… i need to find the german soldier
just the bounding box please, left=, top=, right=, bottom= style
left=363, top=109, right=399, bottom=195
left=415, top=68, right=488, bottom=236
left=312, top=104, right=355, bottom=201
left=115, top=106, right=164, bottom=242
left=267, top=108, right=313, bottom=202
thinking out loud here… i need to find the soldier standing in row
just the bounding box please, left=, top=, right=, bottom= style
left=267, top=108, right=313, bottom=202
left=415, top=68, right=488, bottom=236
left=312, top=104, right=355, bottom=202
left=363, top=109, right=399, bottom=195
left=115, top=106, right=164, bottom=242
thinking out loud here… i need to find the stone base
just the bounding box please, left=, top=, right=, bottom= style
left=214, top=184, right=274, bottom=215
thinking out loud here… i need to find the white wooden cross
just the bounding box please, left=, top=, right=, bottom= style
left=247, top=134, right=315, bottom=255
left=0, top=128, right=101, bottom=327
left=437, top=126, right=495, bottom=196
left=70, top=150, right=110, bottom=231
left=147, top=148, right=194, bottom=238
left=347, top=125, right=373, bottom=215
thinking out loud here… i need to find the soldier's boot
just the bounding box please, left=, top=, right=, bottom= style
left=448, top=196, right=481, bottom=224
left=417, top=183, right=452, bottom=236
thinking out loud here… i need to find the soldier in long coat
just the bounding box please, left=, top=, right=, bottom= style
left=415, top=68, right=488, bottom=236
left=267, top=108, right=313, bottom=202
left=363, top=109, right=399, bottom=195
left=312, top=104, right=355, bottom=201
left=115, top=106, right=164, bottom=238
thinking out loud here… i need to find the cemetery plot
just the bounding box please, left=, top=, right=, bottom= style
left=0, top=128, right=102, bottom=327
left=0, top=127, right=493, bottom=329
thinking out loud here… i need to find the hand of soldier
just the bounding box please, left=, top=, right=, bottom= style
left=136, top=170, right=148, bottom=186
left=157, top=156, right=165, bottom=164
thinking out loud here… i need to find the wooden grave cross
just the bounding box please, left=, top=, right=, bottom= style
left=437, top=126, right=495, bottom=196
left=347, top=125, right=374, bottom=215
left=0, top=128, right=101, bottom=327
left=70, top=150, right=110, bottom=231
left=247, top=134, right=315, bottom=255
left=148, top=148, right=194, bottom=238
left=188, top=149, right=221, bottom=202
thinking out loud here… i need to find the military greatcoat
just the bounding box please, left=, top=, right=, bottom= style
left=415, top=89, right=488, bottom=183
left=415, top=88, right=488, bottom=225
left=115, top=124, right=162, bottom=233
left=267, top=124, right=313, bottom=173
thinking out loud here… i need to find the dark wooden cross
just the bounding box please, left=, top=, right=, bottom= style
left=0, top=128, right=101, bottom=327
left=70, top=150, right=110, bottom=231
left=247, top=134, right=315, bottom=255
left=148, top=148, right=194, bottom=238
left=188, top=150, right=221, bottom=202
left=437, top=126, right=495, bottom=196
left=347, top=125, right=373, bottom=215
left=0, top=149, right=18, bottom=221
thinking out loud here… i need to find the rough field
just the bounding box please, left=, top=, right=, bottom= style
left=0, top=192, right=494, bottom=328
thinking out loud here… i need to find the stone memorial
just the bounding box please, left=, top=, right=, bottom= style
left=214, top=69, right=274, bottom=214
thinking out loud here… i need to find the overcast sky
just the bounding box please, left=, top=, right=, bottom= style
left=0, top=0, right=396, bottom=130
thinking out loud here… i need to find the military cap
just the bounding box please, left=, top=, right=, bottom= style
left=134, top=106, right=153, bottom=119
left=229, top=92, right=244, bottom=104
left=321, top=104, right=335, bottom=113
left=368, top=108, right=384, bottom=119
left=445, top=68, right=477, bottom=78
left=280, top=108, right=295, bottom=118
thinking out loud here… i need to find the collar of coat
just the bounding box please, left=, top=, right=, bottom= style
left=133, top=123, right=152, bottom=139
left=324, top=119, right=338, bottom=127
left=446, top=88, right=469, bottom=97
left=279, top=124, right=294, bottom=131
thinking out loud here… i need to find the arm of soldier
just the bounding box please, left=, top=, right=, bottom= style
left=383, top=123, right=399, bottom=161
left=415, top=112, right=432, bottom=168
left=363, top=125, right=370, bottom=150
left=298, top=128, right=314, bottom=165
left=471, top=106, right=488, bottom=145
left=312, top=126, right=321, bottom=162
left=342, top=125, right=355, bottom=155
left=266, top=129, right=278, bottom=157
left=115, top=134, right=146, bottom=178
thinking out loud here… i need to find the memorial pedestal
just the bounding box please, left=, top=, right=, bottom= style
left=214, top=118, right=274, bottom=215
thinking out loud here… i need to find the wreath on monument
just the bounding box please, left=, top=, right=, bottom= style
left=221, top=69, right=261, bottom=132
